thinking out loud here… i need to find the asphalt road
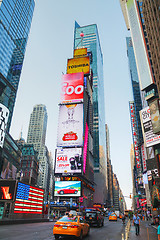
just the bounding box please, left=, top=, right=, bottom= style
left=0, top=218, right=126, bottom=240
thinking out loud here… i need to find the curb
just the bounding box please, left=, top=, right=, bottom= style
left=0, top=218, right=50, bottom=225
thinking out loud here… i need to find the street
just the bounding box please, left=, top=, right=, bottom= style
left=0, top=218, right=157, bottom=240
left=0, top=218, right=128, bottom=240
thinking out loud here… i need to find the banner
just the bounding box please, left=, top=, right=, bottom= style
left=57, top=103, right=83, bottom=147
left=55, top=148, right=82, bottom=175
left=0, top=104, right=9, bottom=148
left=61, top=72, right=84, bottom=104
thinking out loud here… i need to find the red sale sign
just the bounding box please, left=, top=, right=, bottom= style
left=61, top=72, right=84, bottom=103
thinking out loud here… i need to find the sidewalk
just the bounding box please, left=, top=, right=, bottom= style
left=129, top=221, right=157, bottom=240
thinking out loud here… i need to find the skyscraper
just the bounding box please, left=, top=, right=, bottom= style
left=74, top=22, right=107, bottom=204
left=0, top=0, right=35, bottom=130
left=27, top=104, right=48, bottom=190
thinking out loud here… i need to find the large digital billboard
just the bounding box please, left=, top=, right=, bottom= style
left=57, top=103, right=83, bottom=147
left=0, top=103, right=9, bottom=148
left=126, top=0, right=154, bottom=90
left=1, top=158, right=17, bottom=180
left=61, top=72, right=84, bottom=104
left=74, top=48, right=87, bottom=58
left=140, top=107, right=160, bottom=147
left=55, top=148, right=82, bottom=175
left=0, top=180, right=16, bottom=201
left=67, top=57, right=90, bottom=75
left=14, top=182, right=44, bottom=214
left=149, top=99, right=160, bottom=134
left=54, top=181, right=81, bottom=197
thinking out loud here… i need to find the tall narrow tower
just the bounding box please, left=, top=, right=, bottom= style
left=74, top=22, right=107, bottom=204
left=27, top=104, right=48, bottom=189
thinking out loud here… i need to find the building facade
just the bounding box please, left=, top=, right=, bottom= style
left=74, top=22, right=107, bottom=205
left=0, top=0, right=35, bottom=130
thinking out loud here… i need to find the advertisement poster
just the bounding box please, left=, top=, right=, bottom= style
left=61, top=72, right=84, bottom=104
left=74, top=48, right=87, bottom=58
left=67, top=57, right=90, bottom=75
left=57, top=103, right=83, bottom=147
left=1, top=158, right=17, bottom=180
left=0, top=180, right=16, bottom=201
left=141, top=144, right=147, bottom=173
left=149, top=100, right=160, bottom=134
left=140, top=107, right=160, bottom=147
left=0, top=104, right=9, bottom=148
left=54, top=181, right=81, bottom=197
left=55, top=148, right=82, bottom=175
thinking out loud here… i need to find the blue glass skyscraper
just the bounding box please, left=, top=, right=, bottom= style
left=74, top=22, right=107, bottom=204
left=0, top=0, right=35, bottom=130
left=126, top=37, right=143, bottom=144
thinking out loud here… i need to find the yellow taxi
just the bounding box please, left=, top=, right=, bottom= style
left=109, top=212, right=117, bottom=221
left=53, top=215, right=90, bottom=239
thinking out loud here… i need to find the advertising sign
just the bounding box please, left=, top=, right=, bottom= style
left=83, top=123, right=89, bottom=174
left=57, top=103, right=83, bottom=147
left=0, top=103, right=9, bottom=148
left=74, top=48, right=87, bottom=58
left=54, top=181, right=81, bottom=197
left=141, top=144, right=147, bottom=173
left=129, top=102, right=141, bottom=174
left=67, top=57, right=90, bottom=75
left=0, top=180, right=16, bottom=201
left=55, top=148, right=82, bottom=175
left=140, top=107, right=160, bottom=147
left=61, top=72, right=84, bottom=104
left=149, top=100, right=160, bottom=134
left=126, top=0, right=154, bottom=90
left=14, top=182, right=44, bottom=214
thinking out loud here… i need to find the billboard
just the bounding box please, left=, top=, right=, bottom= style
left=54, top=181, right=81, bottom=197
left=67, top=57, right=90, bottom=75
left=61, top=72, right=84, bottom=104
left=83, top=123, right=89, bottom=174
left=14, top=182, right=44, bottom=214
left=74, top=48, right=87, bottom=58
left=140, top=107, right=160, bottom=147
left=57, top=103, right=83, bottom=147
left=55, top=148, right=82, bottom=175
left=149, top=99, right=160, bottom=134
left=0, top=103, right=9, bottom=148
left=141, top=144, right=147, bottom=173
left=0, top=180, right=16, bottom=201
left=126, top=0, right=154, bottom=90
left=1, top=158, right=17, bottom=180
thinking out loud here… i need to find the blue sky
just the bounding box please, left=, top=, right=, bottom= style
left=10, top=0, right=133, bottom=209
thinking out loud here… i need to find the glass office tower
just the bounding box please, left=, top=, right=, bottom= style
left=126, top=37, right=143, bottom=144
left=0, top=0, right=35, bottom=130
left=74, top=22, right=107, bottom=204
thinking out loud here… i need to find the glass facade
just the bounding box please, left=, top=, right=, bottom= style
left=0, top=0, right=35, bottom=130
left=74, top=22, right=107, bottom=203
left=126, top=37, right=143, bottom=144
left=74, top=23, right=107, bottom=172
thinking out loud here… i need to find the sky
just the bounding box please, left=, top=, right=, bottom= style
left=10, top=0, right=133, bottom=209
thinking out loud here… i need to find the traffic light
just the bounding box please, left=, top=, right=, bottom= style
left=130, top=194, right=132, bottom=199
left=119, top=197, right=123, bottom=202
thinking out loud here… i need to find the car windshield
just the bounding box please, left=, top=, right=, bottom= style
left=58, top=216, right=78, bottom=222
left=86, top=212, right=96, bottom=217
left=111, top=213, right=116, bottom=216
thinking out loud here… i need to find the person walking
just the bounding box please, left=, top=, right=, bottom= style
left=133, top=212, right=140, bottom=236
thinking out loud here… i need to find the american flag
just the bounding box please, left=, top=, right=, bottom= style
left=14, top=182, right=44, bottom=214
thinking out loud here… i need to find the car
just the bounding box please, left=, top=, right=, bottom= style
left=53, top=215, right=90, bottom=239
left=57, top=187, right=78, bottom=195
left=84, top=210, right=104, bottom=227
left=109, top=212, right=117, bottom=221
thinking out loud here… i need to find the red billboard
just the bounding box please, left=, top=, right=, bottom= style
left=61, top=72, right=84, bottom=103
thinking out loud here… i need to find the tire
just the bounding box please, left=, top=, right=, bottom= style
left=54, top=235, right=59, bottom=239
left=78, top=231, right=83, bottom=240
left=102, top=220, right=104, bottom=226
left=87, top=227, right=90, bottom=236
left=59, top=191, right=64, bottom=194
left=74, top=190, right=78, bottom=194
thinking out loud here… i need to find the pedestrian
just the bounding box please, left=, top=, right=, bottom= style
left=157, top=224, right=160, bottom=240
left=133, top=212, right=140, bottom=236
